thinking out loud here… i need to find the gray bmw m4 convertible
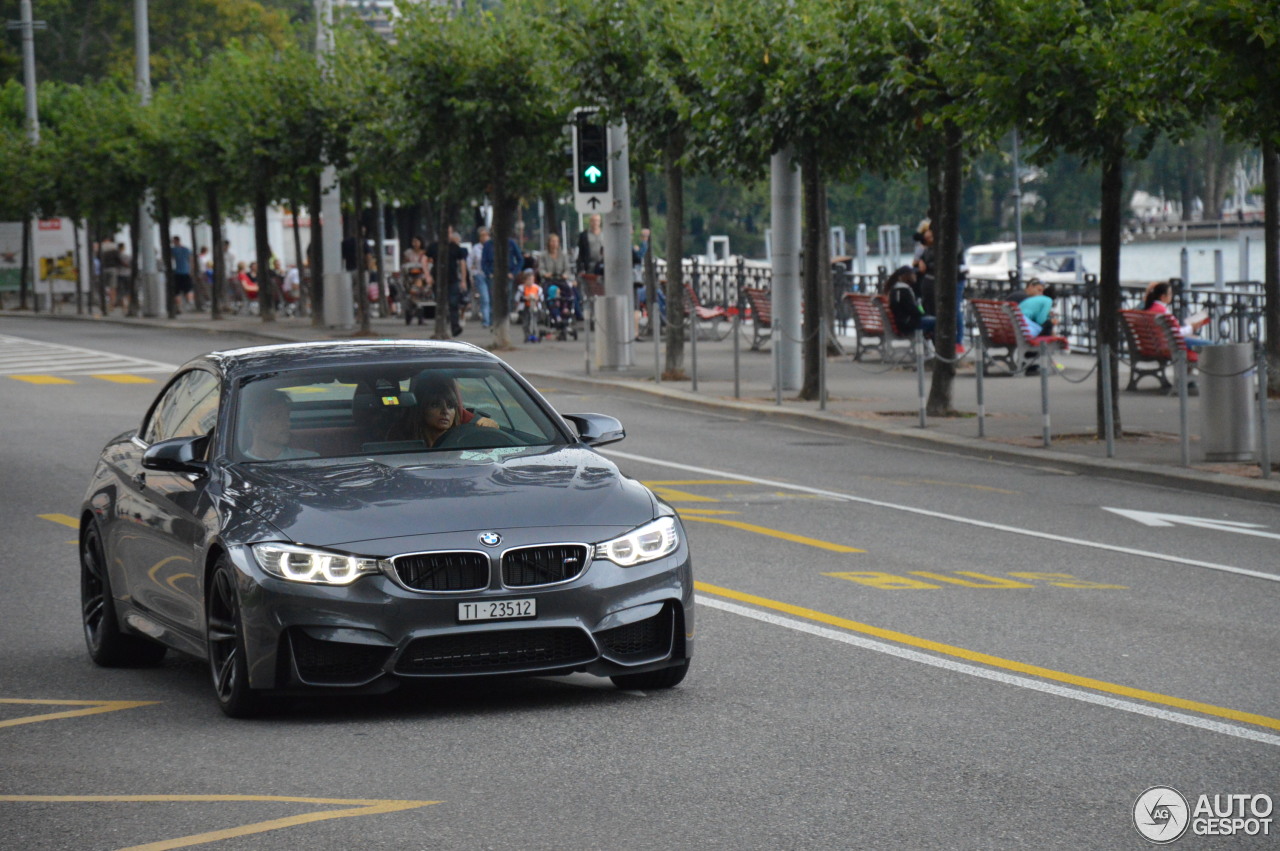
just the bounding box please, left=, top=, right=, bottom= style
left=80, top=340, right=692, bottom=716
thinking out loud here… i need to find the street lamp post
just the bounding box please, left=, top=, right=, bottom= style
left=134, top=0, right=163, bottom=317
left=7, top=1, right=45, bottom=312
left=317, top=0, right=353, bottom=329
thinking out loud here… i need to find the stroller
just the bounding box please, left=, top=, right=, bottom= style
left=543, top=278, right=578, bottom=341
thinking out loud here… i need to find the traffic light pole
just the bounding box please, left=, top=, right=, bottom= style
left=599, top=122, right=634, bottom=368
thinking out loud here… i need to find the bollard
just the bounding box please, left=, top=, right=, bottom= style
left=774, top=327, right=782, bottom=407
left=1039, top=341, right=1051, bottom=448
left=690, top=310, right=699, bottom=393
left=976, top=332, right=985, bottom=438
left=1259, top=345, right=1271, bottom=479
left=1101, top=343, right=1115, bottom=458
left=1176, top=351, right=1190, bottom=467
left=585, top=295, right=593, bottom=377
left=819, top=322, right=827, bottom=411
left=734, top=261, right=743, bottom=399
left=653, top=301, right=661, bottom=383
left=916, top=329, right=926, bottom=428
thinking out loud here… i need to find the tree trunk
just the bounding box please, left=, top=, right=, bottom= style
left=158, top=194, right=175, bottom=319
left=637, top=171, right=657, bottom=312
left=491, top=184, right=514, bottom=349
left=663, top=141, right=686, bottom=377
left=94, top=221, right=108, bottom=316
left=72, top=219, right=84, bottom=315
left=1097, top=149, right=1125, bottom=436
left=190, top=219, right=204, bottom=312
left=207, top=184, right=223, bottom=321
left=1263, top=137, right=1279, bottom=396
left=353, top=175, right=371, bottom=335
left=127, top=207, right=140, bottom=317
left=371, top=188, right=389, bottom=319
left=309, top=172, right=324, bottom=326
left=800, top=144, right=822, bottom=400
left=255, top=186, right=275, bottom=322
left=18, top=217, right=31, bottom=310
left=927, top=121, right=962, bottom=416
left=433, top=185, right=450, bottom=340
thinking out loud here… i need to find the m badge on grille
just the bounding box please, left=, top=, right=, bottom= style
left=479, top=532, right=502, bottom=547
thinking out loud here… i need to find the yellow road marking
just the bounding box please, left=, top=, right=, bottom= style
left=683, top=517, right=864, bottom=553
left=0, top=699, right=158, bottom=729
left=642, top=480, right=748, bottom=486
left=0, top=795, right=440, bottom=851
left=650, top=487, right=720, bottom=503
left=9, top=375, right=74, bottom=384
left=91, top=374, right=156, bottom=384
left=39, top=513, right=79, bottom=529
left=676, top=509, right=741, bottom=516
left=695, top=581, right=1280, bottom=733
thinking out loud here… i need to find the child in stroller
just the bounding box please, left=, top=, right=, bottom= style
left=543, top=276, right=577, bottom=341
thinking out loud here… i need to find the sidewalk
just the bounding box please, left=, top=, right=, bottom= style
left=9, top=305, right=1280, bottom=504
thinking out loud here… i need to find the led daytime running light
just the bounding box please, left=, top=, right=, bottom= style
left=595, top=516, right=679, bottom=567
left=252, top=543, right=382, bottom=586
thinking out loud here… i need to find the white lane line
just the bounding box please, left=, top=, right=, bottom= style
left=0, top=334, right=179, bottom=374
left=606, top=449, right=1280, bottom=584
left=697, top=595, right=1280, bottom=748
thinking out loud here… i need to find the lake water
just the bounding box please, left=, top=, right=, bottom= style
left=862, top=232, right=1268, bottom=286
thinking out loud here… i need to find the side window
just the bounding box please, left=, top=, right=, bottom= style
left=142, top=371, right=220, bottom=444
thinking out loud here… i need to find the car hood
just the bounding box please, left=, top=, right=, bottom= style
left=222, top=445, right=655, bottom=549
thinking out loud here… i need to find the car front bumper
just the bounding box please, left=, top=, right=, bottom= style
left=227, top=527, right=694, bottom=692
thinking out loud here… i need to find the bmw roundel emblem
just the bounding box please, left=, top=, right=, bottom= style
left=479, top=532, right=502, bottom=547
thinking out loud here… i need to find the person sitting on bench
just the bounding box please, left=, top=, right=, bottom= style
left=886, top=266, right=935, bottom=336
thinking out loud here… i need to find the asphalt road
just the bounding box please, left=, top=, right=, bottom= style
left=2, top=317, right=1277, bottom=850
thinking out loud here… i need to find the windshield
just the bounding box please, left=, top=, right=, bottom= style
left=231, top=363, right=567, bottom=462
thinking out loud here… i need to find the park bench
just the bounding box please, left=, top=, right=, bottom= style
left=1118, top=309, right=1198, bottom=392
left=743, top=286, right=773, bottom=351
left=844, top=293, right=888, bottom=361
left=970, top=298, right=1069, bottom=376
left=683, top=282, right=733, bottom=341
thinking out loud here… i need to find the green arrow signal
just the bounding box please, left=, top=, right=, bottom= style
left=583, top=165, right=603, bottom=184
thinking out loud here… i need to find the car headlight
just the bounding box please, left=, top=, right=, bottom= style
left=595, top=516, right=679, bottom=567
left=251, top=543, right=383, bottom=586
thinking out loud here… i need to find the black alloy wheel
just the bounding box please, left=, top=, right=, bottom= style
left=610, top=659, right=690, bottom=691
left=206, top=559, right=264, bottom=718
left=81, top=520, right=166, bottom=667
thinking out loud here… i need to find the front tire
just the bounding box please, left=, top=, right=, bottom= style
left=610, top=659, right=689, bottom=691
left=81, top=521, right=166, bottom=667
left=206, top=559, right=266, bottom=718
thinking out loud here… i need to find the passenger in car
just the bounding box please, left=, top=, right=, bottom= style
left=241, top=390, right=319, bottom=460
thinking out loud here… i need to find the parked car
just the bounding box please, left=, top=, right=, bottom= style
left=965, top=242, right=1088, bottom=284
left=79, top=340, right=692, bottom=716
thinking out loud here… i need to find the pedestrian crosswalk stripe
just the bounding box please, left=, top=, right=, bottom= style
left=10, top=375, right=75, bottom=385
left=0, top=333, right=177, bottom=376
left=91, top=374, right=156, bottom=384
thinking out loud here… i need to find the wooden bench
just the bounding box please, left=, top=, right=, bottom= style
left=1119, top=309, right=1199, bottom=391
left=743, top=286, right=772, bottom=351
left=844, top=293, right=888, bottom=361
left=970, top=298, right=1069, bottom=376
left=684, top=283, right=728, bottom=322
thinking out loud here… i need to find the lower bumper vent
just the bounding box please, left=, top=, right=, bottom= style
left=395, top=628, right=596, bottom=675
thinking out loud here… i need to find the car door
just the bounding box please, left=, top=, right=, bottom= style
left=117, top=369, right=221, bottom=637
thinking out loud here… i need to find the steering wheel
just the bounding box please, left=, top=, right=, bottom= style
left=434, top=424, right=522, bottom=450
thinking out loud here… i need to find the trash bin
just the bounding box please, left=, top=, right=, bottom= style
left=593, top=294, right=633, bottom=370
left=1199, top=343, right=1257, bottom=462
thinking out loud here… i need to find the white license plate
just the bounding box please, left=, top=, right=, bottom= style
left=458, top=598, right=537, bottom=622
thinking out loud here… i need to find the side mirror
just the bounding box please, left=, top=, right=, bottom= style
left=562, top=413, right=625, bottom=447
left=142, top=435, right=210, bottom=475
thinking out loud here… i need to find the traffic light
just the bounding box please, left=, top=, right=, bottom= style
left=573, top=111, right=610, bottom=195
